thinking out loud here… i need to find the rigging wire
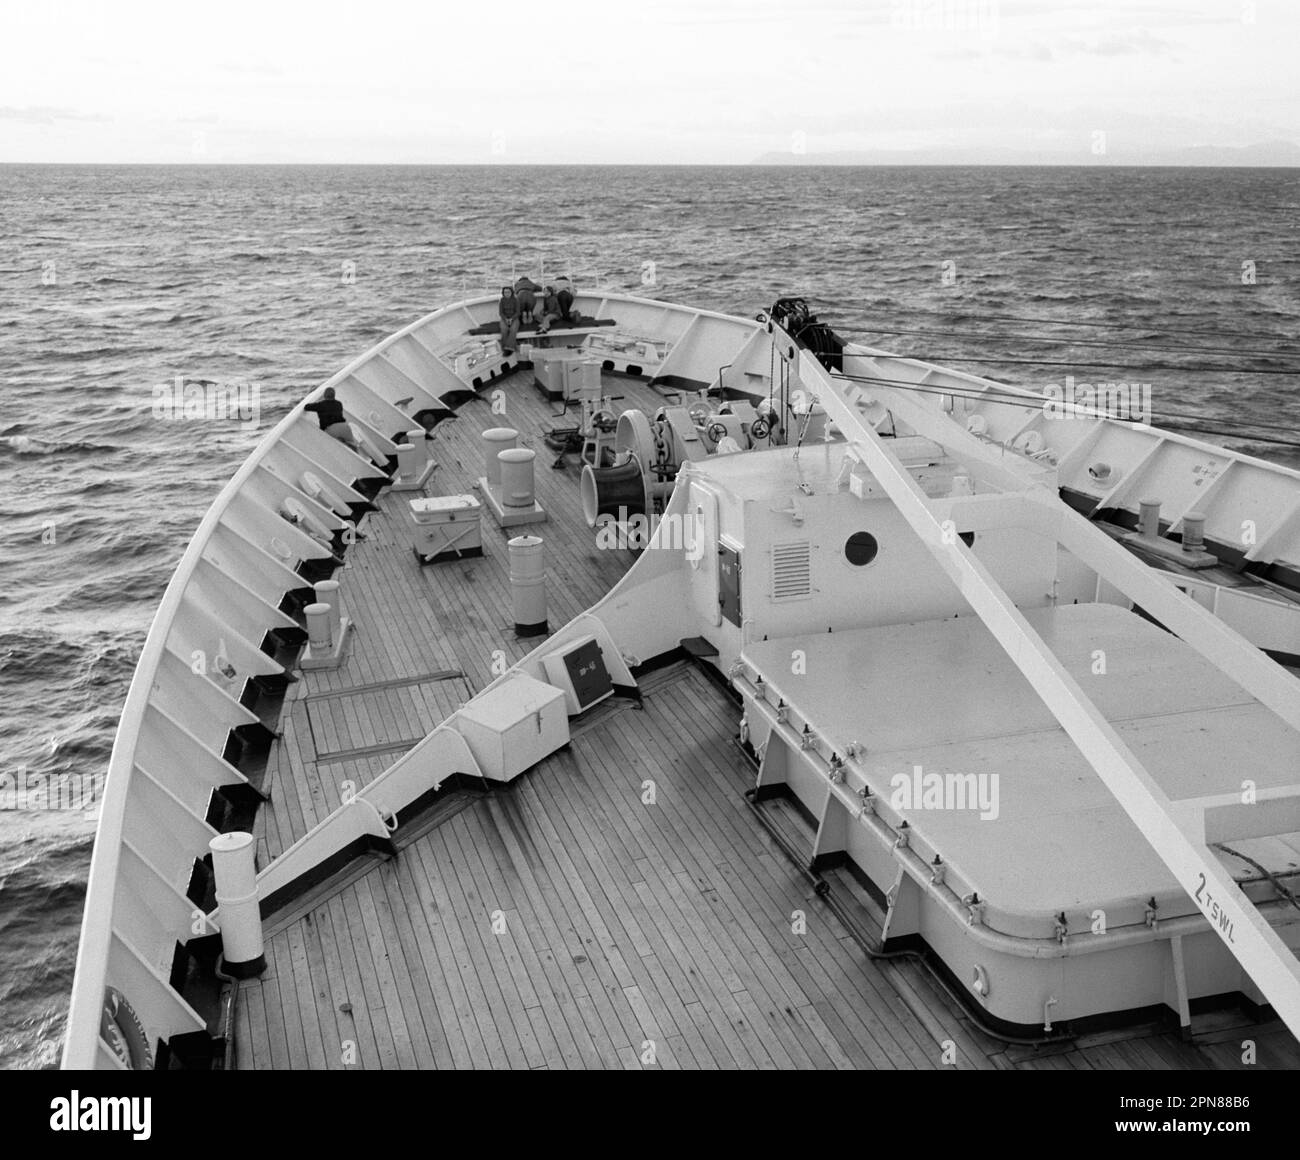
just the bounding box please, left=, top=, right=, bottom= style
left=850, top=351, right=1300, bottom=376
left=839, top=367, right=1300, bottom=444
left=850, top=324, right=1299, bottom=363
left=828, top=369, right=1300, bottom=450
left=855, top=304, right=1300, bottom=350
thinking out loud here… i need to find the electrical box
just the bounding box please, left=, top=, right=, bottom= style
left=456, top=674, right=569, bottom=781
left=542, top=634, right=614, bottom=715
left=718, top=538, right=742, bottom=627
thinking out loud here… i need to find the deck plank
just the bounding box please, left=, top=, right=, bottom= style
left=325, top=894, right=399, bottom=1068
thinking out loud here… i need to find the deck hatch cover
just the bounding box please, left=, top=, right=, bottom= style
left=771, top=541, right=812, bottom=601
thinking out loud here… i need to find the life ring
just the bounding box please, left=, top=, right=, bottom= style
left=100, top=987, right=153, bottom=1070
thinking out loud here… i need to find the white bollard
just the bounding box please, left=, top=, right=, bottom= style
left=498, top=447, right=537, bottom=509
left=404, top=430, right=428, bottom=468
left=314, top=580, right=342, bottom=641
left=481, top=427, right=518, bottom=489
left=305, top=602, right=333, bottom=650
left=1139, top=498, right=1162, bottom=539
left=209, top=832, right=266, bottom=977
left=1182, top=511, right=1207, bottom=553
left=508, top=535, right=547, bottom=637
left=395, top=441, right=419, bottom=481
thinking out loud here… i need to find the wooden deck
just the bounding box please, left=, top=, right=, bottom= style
left=253, top=368, right=665, bottom=863
left=234, top=658, right=1299, bottom=1070
left=230, top=366, right=1300, bottom=1070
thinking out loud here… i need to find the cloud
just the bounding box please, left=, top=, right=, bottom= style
left=216, top=58, right=285, bottom=77
left=0, top=106, right=112, bottom=124
left=1066, top=27, right=1175, bottom=56
left=941, top=25, right=1175, bottom=62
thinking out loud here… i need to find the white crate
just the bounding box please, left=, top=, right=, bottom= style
left=410, top=494, right=482, bottom=563
left=456, top=674, right=569, bottom=781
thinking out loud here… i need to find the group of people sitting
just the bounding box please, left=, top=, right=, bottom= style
left=498, top=275, right=580, bottom=354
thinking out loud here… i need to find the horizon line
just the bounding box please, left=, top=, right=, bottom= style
left=3, top=160, right=1299, bottom=169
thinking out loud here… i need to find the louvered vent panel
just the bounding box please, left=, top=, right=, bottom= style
left=771, top=541, right=812, bottom=601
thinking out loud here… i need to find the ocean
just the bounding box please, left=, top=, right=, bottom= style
left=1, top=163, right=1297, bottom=1069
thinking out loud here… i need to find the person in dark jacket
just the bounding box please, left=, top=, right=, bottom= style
left=304, top=387, right=360, bottom=450
left=513, top=276, right=540, bottom=325
left=498, top=286, right=520, bottom=354
left=554, top=275, right=578, bottom=324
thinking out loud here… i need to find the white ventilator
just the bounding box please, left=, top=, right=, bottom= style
left=508, top=535, right=547, bottom=637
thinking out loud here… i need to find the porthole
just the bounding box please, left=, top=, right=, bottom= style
left=844, top=531, right=879, bottom=567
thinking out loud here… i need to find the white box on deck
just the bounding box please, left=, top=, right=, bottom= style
left=532, top=348, right=595, bottom=399
left=410, top=494, right=479, bottom=524
left=409, top=494, right=482, bottom=562
left=456, top=673, right=569, bottom=781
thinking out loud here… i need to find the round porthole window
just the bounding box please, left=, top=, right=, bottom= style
left=844, top=531, right=879, bottom=566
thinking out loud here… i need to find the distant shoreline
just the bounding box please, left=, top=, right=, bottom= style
left=1, top=159, right=1298, bottom=169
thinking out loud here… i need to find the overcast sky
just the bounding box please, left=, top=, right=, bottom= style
left=2, top=0, right=1296, bottom=163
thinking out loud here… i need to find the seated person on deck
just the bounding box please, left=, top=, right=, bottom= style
left=498, top=286, right=521, bottom=354
left=304, top=387, right=360, bottom=451
left=534, top=285, right=561, bottom=334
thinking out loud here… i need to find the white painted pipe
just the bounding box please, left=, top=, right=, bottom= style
left=314, top=580, right=342, bottom=640
left=306, top=601, right=332, bottom=650
left=481, top=427, right=518, bottom=488
left=508, top=535, right=547, bottom=637
left=498, top=447, right=536, bottom=509
left=209, top=832, right=265, bottom=976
